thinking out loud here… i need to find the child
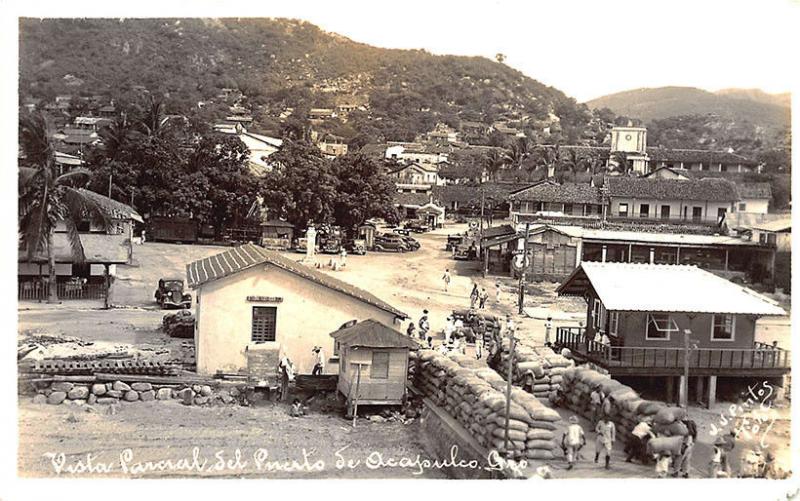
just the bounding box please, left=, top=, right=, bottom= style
left=290, top=398, right=305, bottom=417
left=655, top=453, right=671, bottom=478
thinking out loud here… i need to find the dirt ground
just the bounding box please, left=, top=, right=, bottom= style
left=17, top=221, right=793, bottom=478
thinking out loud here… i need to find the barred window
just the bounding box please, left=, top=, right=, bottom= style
left=251, top=306, right=277, bottom=342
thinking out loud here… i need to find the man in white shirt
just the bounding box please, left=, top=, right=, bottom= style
left=311, top=346, right=325, bottom=375
left=626, top=417, right=655, bottom=464
left=443, top=316, right=455, bottom=344
left=563, top=415, right=586, bottom=470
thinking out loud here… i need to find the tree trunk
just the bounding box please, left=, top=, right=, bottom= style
left=46, top=230, right=58, bottom=304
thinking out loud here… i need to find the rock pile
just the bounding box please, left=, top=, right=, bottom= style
left=492, top=339, right=574, bottom=400
left=412, top=350, right=561, bottom=460
left=28, top=380, right=242, bottom=407
left=558, top=367, right=690, bottom=442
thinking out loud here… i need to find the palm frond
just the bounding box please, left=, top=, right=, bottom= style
left=64, top=218, right=86, bottom=264
left=55, top=168, right=92, bottom=187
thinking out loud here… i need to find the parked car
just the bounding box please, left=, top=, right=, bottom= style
left=154, top=278, right=192, bottom=309
left=446, top=234, right=464, bottom=251
left=392, top=227, right=410, bottom=236
left=374, top=234, right=409, bottom=252
left=400, top=235, right=420, bottom=251
left=404, top=220, right=429, bottom=233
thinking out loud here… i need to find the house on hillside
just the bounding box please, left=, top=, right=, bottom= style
left=385, top=142, right=448, bottom=166
left=747, top=219, right=791, bottom=292
left=388, top=162, right=443, bottom=186
left=556, top=262, right=789, bottom=406
left=187, top=244, right=408, bottom=376
left=735, top=183, right=772, bottom=214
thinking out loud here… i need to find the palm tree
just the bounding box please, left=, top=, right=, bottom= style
left=19, top=113, right=116, bottom=303
left=136, top=95, right=172, bottom=138
left=97, top=115, right=131, bottom=161
left=483, top=149, right=507, bottom=182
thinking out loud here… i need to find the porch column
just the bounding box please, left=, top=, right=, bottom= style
left=696, top=376, right=705, bottom=405
left=649, top=247, right=655, bottom=264
left=666, top=376, right=674, bottom=404
left=678, top=375, right=687, bottom=407
left=483, top=247, right=489, bottom=278
left=707, top=376, right=717, bottom=408
left=627, top=243, right=632, bottom=262
left=676, top=246, right=681, bottom=264
left=103, top=264, right=110, bottom=310
left=601, top=245, right=607, bottom=263
left=724, top=249, right=729, bottom=271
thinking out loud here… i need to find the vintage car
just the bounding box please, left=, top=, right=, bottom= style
left=392, top=227, right=411, bottom=236
left=400, top=235, right=420, bottom=251
left=373, top=234, right=409, bottom=252
left=403, top=220, right=429, bottom=233
left=154, top=278, right=192, bottom=309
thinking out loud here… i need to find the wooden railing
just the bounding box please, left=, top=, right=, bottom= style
left=18, top=281, right=108, bottom=301
left=555, top=327, right=791, bottom=370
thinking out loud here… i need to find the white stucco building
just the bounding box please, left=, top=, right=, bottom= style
left=186, top=244, right=408, bottom=376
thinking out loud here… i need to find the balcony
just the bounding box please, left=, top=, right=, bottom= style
left=555, top=327, right=791, bottom=377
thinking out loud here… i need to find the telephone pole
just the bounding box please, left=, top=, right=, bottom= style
left=517, top=222, right=530, bottom=314
left=503, top=332, right=516, bottom=455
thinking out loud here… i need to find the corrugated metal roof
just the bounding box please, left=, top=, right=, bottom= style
left=747, top=219, right=791, bottom=233
left=186, top=244, right=408, bottom=319
left=330, top=319, right=419, bottom=349
left=557, top=262, right=785, bottom=316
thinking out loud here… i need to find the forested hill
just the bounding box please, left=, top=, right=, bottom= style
left=18, top=18, right=603, bottom=145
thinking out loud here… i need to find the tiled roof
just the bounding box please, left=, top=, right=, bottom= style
left=508, top=181, right=603, bottom=204
left=433, top=182, right=529, bottom=205
left=736, top=183, right=772, bottom=199
left=76, top=188, right=143, bottom=223
left=394, top=192, right=430, bottom=207
left=186, top=243, right=408, bottom=318
left=330, top=319, right=418, bottom=349
left=747, top=219, right=791, bottom=233
left=647, top=147, right=757, bottom=165
left=606, top=177, right=739, bottom=202
left=557, top=262, right=785, bottom=316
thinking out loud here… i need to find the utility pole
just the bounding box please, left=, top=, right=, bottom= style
left=478, top=187, right=485, bottom=255
left=108, top=173, right=113, bottom=199
left=681, top=328, right=691, bottom=410
left=503, top=332, right=516, bottom=454
left=517, top=223, right=530, bottom=314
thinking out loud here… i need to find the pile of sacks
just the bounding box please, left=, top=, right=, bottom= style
left=492, top=338, right=574, bottom=400
left=411, top=349, right=561, bottom=460
left=558, top=367, right=690, bottom=442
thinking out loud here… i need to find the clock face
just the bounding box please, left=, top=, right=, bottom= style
left=625, top=134, right=632, bottom=141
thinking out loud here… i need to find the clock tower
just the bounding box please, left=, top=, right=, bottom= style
left=609, top=126, right=650, bottom=174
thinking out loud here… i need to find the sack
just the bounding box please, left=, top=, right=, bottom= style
left=528, top=407, right=561, bottom=422
left=526, top=429, right=555, bottom=441
left=525, top=439, right=556, bottom=451
left=493, top=417, right=530, bottom=432
left=529, top=420, right=558, bottom=431
left=654, top=406, right=688, bottom=425
left=525, top=449, right=554, bottom=460
left=491, top=427, right=528, bottom=442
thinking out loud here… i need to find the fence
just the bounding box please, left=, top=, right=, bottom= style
left=18, top=281, right=107, bottom=301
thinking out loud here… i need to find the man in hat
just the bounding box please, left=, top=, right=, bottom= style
left=563, top=415, right=586, bottom=470
left=594, top=415, right=616, bottom=469
left=311, top=346, right=325, bottom=375
left=418, top=310, right=430, bottom=345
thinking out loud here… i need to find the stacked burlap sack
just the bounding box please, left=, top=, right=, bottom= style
left=412, top=349, right=561, bottom=460
left=492, top=338, right=574, bottom=400
left=557, top=367, right=690, bottom=443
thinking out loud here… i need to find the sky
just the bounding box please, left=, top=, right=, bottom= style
left=7, top=0, right=799, bottom=102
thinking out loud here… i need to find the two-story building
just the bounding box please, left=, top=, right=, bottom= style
left=555, top=261, right=789, bottom=406
left=387, top=162, right=444, bottom=186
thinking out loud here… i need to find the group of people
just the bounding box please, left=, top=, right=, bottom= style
left=469, top=283, right=490, bottom=309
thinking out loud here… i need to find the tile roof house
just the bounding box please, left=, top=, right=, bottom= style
left=508, top=180, right=605, bottom=221
left=187, top=244, right=408, bottom=376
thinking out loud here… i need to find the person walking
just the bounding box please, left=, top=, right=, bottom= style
left=594, top=416, right=616, bottom=469
left=277, top=354, right=295, bottom=402
left=544, top=316, right=553, bottom=345
left=589, top=388, right=603, bottom=424
left=339, top=247, right=347, bottom=268
left=504, top=315, right=516, bottom=339
left=475, top=336, right=483, bottom=360
left=478, top=287, right=489, bottom=309
left=442, top=269, right=451, bottom=292
left=494, top=282, right=502, bottom=304
left=311, top=346, right=325, bottom=375
left=563, top=415, right=586, bottom=470
left=470, top=284, right=479, bottom=308
left=140, top=229, right=146, bottom=245
left=443, top=316, right=455, bottom=345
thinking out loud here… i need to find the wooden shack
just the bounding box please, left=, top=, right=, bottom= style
left=330, top=319, right=418, bottom=414
left=260, top=220, right=295, bottom=250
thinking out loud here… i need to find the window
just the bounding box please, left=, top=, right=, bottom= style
left=692, top=207, right=703, bottom=222
left=609, top=312, right=619, bottom=336
left=563, top=203, right=573, bottom=214
left=371, top=351, right=389, bottom=379
left=639, top=204, right=649, bottom=218
left=717, top=208, right=727, bottom=222
left=711, top=314, right=735, bottom=341
left=592, top=298, right=605, bottom=330
left=646, top=313, right=678, bottom=341
left=739, top=203, right=747, bottom=211
left=660, top=205, right=671, bottom=220
left=251, top=306, right=277, bottom=342
left=618, top=203, right=629, bottom=217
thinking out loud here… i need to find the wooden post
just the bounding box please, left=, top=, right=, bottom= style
left=503, top=334, right=516, bottom=455
left=483, top=246, right=489, bottom=278
left=601, top=245, right=607, bottom=263
left=517, top=223, right=530, bottom=314
left=352, top=363, right=362, bottom=427
left=696, top=376, right=705, bottom=405
left=103, top=264, right=110, bottom=310
left=681, top=328, right=691, bottom=408
left=678, top=375, right=687, bottom=408
left=707, top=375, right=717, bottom=408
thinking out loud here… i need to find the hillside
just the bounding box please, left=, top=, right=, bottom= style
left=586, top=86, right=790, bottom=128
left=18, top=18, right=602, bottom=145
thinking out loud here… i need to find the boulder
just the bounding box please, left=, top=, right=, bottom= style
left=112, top=381, right=131, bottom=392
left=106, top=390, right=123, bottom=399
left=194, top=396, right=210, bottom=405
left=218, top=391, right=234, bottom=404
left=139, top=390, right=156, bottom=402
left=200, top=385, right=213, bottom=397
left=96, top=397, right=119, bottom=405
left=191, top=385, right=202, bottom=394
left=131, top=382, right=153, bottom=392
left=106, top=404, right=118, bottom=415
left=47, top=392, right=67, bottom=405
left=87, top=394, right=98, bottom=405
left=91, top=384, right=107, bottom=396
left=51, top=382, right=74, bottom=393
left=68, top=386, right=90, bottom=400
left=123, top=390, right=140, bottom=402
left=156, top=388, right=173, bottom=400
left=178, top=388, right=195, bottom=405
left=229, top=387, right=240, bottom=398
left=32, top=394, right=47, bottom=405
